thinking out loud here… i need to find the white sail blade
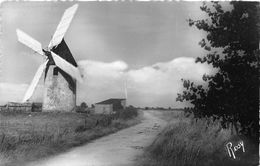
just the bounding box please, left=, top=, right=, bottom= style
left=51, top=51, right=83, bottom=83
left=22, top=60, right=48, bottom=103
left=16, top=29, right=44, bottom=56
left=48, top=4, right=78, bottom=49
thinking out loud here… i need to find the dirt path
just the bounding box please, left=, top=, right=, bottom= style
left=28, top=111, right=167, bottom=166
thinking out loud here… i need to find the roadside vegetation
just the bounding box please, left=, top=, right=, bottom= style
left=0, top=107, right=141, bottom=166
left=139, top=2, right=259, bottom=166
left=139, top=111, right=258, bottom=166
left=177, top=1, right=259, bottom=141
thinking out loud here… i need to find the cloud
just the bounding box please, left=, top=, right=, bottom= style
left=128, top=57, right=212, bottom=92
left=78, top=60, right=128, bottom=90
left=78, top=60, right=128, bottom=79
left=125, top=57, right=214, bottom=107
left=0, top=57, right=214, bottom=107
left=77, top=57, right=214, bottom=107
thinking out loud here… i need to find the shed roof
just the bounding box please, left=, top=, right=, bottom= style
left=95, top=98, right=126, bottom=105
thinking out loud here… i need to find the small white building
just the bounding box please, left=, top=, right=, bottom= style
left=94, top=98, right=126, bottom=114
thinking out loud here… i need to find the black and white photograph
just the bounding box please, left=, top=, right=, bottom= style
left=0, top=1, right=259, bottom=166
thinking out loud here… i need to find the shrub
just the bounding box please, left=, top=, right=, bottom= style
left=75, top=106, right=90, bottom=114
left=96, top=115, right=113, bottom=127
left=116, top=107, right=138, bottom=120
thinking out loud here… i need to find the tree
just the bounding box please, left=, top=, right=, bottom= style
left=80, top=102, right=88, bottom=109
left=177, top=2, right=259, bottom=139
left=128, top=105, right=135, bottom=109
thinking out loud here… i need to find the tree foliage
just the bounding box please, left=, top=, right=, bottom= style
left=177, top=2, right=259, bottom=138
left=80, top=102, right=88, bottom=109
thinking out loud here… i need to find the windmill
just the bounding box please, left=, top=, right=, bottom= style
left=16, top=4, right=83, bottom=112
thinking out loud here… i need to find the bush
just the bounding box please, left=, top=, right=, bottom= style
left=116, top=107, right=138, bottom=120
left=80, top=102, right=88, bottom=109
left=96, top=115, right=113, bottom=127
left=75, top=106, right=90, bottom=114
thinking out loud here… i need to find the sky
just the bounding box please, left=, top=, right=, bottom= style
left=0, top=1, right=227, bottom=107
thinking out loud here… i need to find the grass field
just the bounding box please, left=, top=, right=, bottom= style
left=139, top=111, right=258, bottom=166
left=0, top=108, right=141, bottom=166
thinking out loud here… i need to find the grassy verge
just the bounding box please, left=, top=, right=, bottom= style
left=0, top=108, right=141, bottom=166
left=139, top=112, right=258, bottom=166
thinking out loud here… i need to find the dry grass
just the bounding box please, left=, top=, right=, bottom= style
left=0, top=109, right=141, bottom=166
left=147, top=110, right=185, bottom=122
left=139, top=112, right=258, bottom=166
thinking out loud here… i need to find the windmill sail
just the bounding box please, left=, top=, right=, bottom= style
left=16, top=29, right=44, bottom=56
left=22, top=60, right=49, bottom=102
left=51, top=51, right=83, bottom=83
left=48, top=4, right=78, bottom=49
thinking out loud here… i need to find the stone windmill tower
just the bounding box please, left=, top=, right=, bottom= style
left=16, top=4, right=83, bottom=112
